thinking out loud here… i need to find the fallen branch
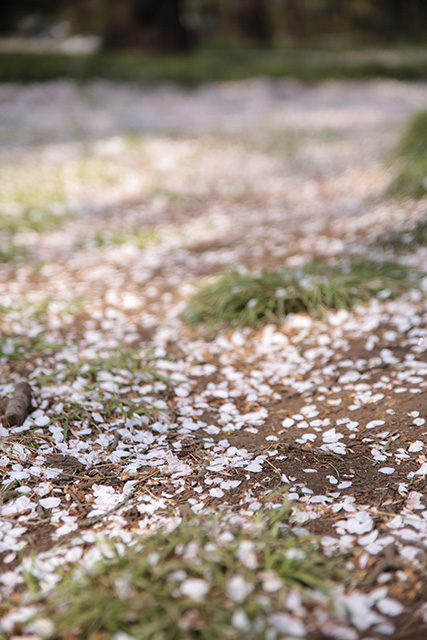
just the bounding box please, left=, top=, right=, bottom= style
left=0, top=382, right=33, bottom=428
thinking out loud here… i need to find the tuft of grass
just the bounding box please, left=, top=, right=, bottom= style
left=60, top=348, right=164, bottom=385
left=247, top=128, right=345, bottom=160
left=181, top=259, right=420, bottom=328
left=54, top=349, right=168, bottom=427
left=0, top=155, right=119, bottom=215
left=387, top=110, right=427, bottom=199
left=33, top=502, right=346, bottom=639
left=0, top=208, right=71, bottom=235
left=0, top=335, right=64, bottom=362
left=56, top=396, right=162, bottom=440
left=57, top=401, right=89, bottom=440
left=0, top=172, right=66, bottom=211
left=0, top=244, right=30, bottom=264
left=91, top=228, right=160, bottom=250
left=378, top=214, right=427, bottom=250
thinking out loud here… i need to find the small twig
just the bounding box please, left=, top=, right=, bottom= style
left=375, top=486, right=389, bottom=509
left=265, top=458, right=281, bottom=475
left=68, top=426, right=81, bottom=440
left=68, top=488, right=83, bottom=506
left=77, top=469, right=161, bottom=527
left=364, top=506, right=427, bottom=522
left=110, top=432, right=121, bottom=451
left=394, top=536, right=427, bottom=553
left=312, top=454, right=341, bottom=481
left=24, top=516, right=54, bottom=526
left=78, top=478, right=99, bottom=491
left=324, top=459, right=341, bottom=481
left=393, top=619, right=427, bottom=639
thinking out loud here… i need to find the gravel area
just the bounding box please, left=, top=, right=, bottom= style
left=1, top=78, right=427, bottom=640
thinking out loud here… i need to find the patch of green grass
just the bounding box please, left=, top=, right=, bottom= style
left=0, top=173, right=66, bottom=210
left=60, top=348, right=164, bottom=385
left=0, top=155, right=119, bottom=216
left=0, top=297, right=88, bottom=328
left=181, top=259, right=421, bottom=328
left=0, top=244, right=30, bottom=264
left=378, top=214, right=427, bottom=250
left=57, top=398, right=154, bottom=439
left=31, top=502, right=346, bottom=639
left=34, top=349, right=169, bottom=436
left=99, top=393, right=167, bottom=423
left=248, top=128, right=346, bottom=159
left=91, top=228, right=161, bottom=250
left=387, top=110, right=427, bottom=199
left=0, top=335, right=64, bottom=362
left=260, top=130, right=304, bottom=159
left=56, top=349, right=168, bottom=422
left=0, top=49, right=426, bottom=86
left=57, top=401, right=91, bottom=440
left=0, top=208, right=71, bottom=234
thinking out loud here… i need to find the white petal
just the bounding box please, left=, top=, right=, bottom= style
left=209, top=488, right=224, bottom=498
left=260, top=570, right=283, bottom=592
left=269, top=613, right=306, bottom=636
left=39, top=497, right=61, bottom=509
left=282, top=418, right=294, bottom=428
left=245, top=461, right=263, bottom=472
left=226, top=575, right=253, bottom=602
left=180, top=578, right=209, bottom=601
left=231, top=609, right=250, bottom=631
left=366, top=420, right=385, bottom=429
left=377, top=598, right=405, bottom=616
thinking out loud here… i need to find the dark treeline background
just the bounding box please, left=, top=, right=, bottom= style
left=1, top=0, right=426, bottom=52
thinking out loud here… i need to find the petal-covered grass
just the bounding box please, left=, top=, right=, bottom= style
left=0, top=244, right=31, bottom=264
left=378, top=214, right=427, bottom=250
left=27, top=502, right=347, bottom=640
left=181, top=259, right=421, bottom=328
left=90, top=228, right=161, bottom=250
left=387, top=110, right=427, bottom=199
left=0, top=208, right=71, bottom=235
left=0, top=335, right=64, bottom=363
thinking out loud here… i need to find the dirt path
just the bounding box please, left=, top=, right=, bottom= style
left=1, top=78, right=427, bottom=639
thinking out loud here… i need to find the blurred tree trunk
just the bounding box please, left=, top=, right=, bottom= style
left=386, top=0, right=408, bottom=36
left=0, top=6, right=14, bottom=34
left=233, top=0, right=271, bottom=45
left=373, top=0, right=427, bottom=39
left=103, top=0, right=191, bottom=52
left=392, top=0, right=427, bottom=36
left=103, top=0, right=133, bottom=49
left=284, top=0, right=305, bottom=40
